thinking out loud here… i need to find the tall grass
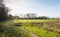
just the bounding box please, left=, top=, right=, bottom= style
left=25, top=27, right=60, bottom=37
left=0, top=21, right=30, bottom=37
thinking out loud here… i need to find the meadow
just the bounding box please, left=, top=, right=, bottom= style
left=12, top=19, right=60, bottom=37
left=0, top=21, right=30, bottom=37
left=0, top=19, right=60, bottom=37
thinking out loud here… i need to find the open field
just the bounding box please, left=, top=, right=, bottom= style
left=12, top=19, right=60, bottom=31
left=0, top=19, right=60, bottom=37
left=12, top=19, right=60, bottom=37
left=24, top=27, right=60, bottom=37
left=12, top=19, right=60, bottom=23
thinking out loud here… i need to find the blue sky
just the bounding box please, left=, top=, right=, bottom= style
left=5, top=0, right=60, bottom=17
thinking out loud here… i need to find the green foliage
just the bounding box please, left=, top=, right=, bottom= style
left=0, top=21, right=30, bottom=37
left=38, top=16, right=49, bottom=19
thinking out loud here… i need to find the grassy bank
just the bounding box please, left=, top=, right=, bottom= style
left=0, top=21, right=30, bottom=37
left=1, top=19, right=60, bottom=37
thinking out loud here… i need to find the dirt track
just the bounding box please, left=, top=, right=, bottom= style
left=20, top=27, right=39, bottom=37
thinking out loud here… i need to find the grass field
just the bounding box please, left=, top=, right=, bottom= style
left=0, top=19, right=60, bottom=37
left=12, top=19, right=60, bottom=23
left=0, top=21, right=30, bottom=37
left=24, top=27, right=60, bottom=37
left=12, top=19, right=60, bottom=37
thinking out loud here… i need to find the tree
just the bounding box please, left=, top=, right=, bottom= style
left=0, top=0, right=9, bottom=21
left=8, top=14, right=13, bottom=20
left=26, top=13, right=37, bottom=18
left=38, top=16, right=49, bottom=19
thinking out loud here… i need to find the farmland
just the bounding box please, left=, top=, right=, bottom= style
left=12, top=19, right=60, bottom=31
left=0, top=19, right=60, bottom=37
left=12, top=19, right=60, bottom=37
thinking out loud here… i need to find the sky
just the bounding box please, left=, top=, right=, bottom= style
left=5, top=0, right=60, bottom=17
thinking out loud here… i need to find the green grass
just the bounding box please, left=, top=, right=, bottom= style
left=12, top=19, right=60, bottom=23
left=24, top=27, right=60, bottom=37
left=0, top=21, right=30, bottom=37
left=2, top=19, right=60, bottom=37
left=12, top=19, right=60, bottom=31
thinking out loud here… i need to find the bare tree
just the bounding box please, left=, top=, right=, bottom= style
left=26, top=13, right=37, bottom=18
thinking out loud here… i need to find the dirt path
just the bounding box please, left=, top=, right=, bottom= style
left=29, top=32, right=39, bottom=37
left=20, top=27, right=39, bottom=37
